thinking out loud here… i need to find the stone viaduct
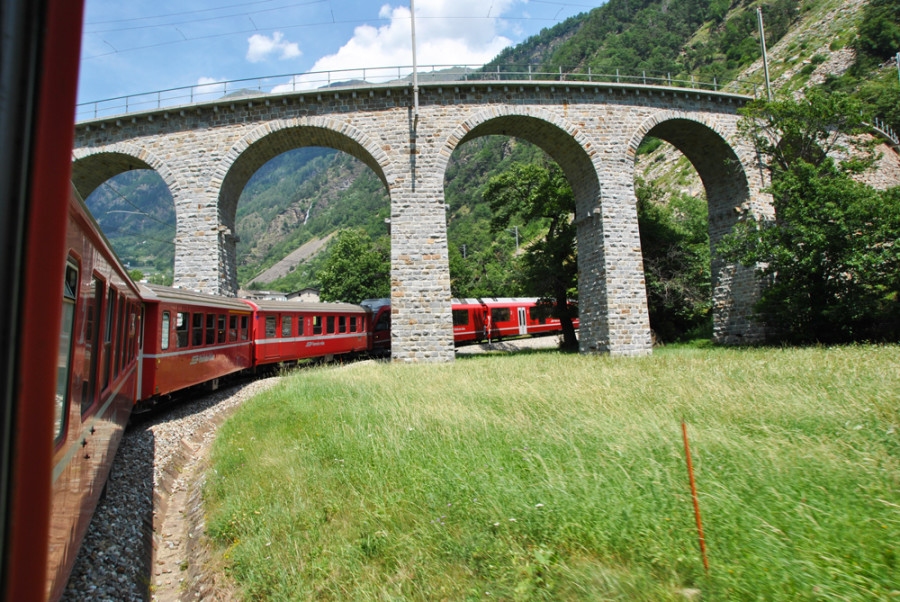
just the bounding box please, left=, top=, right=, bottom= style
left=72, top=79, right=772, bottom=362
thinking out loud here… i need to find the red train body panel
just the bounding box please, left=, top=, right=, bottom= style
left=139, top=285, right=254, bottom=401
left=46, top=192, right=142, bottom=601
left=244, top=300, right=371, bottom=366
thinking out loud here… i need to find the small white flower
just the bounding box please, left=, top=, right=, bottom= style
left=535, top=503, right=544, bottom=508
left=509, top=518, right=516, bottom=522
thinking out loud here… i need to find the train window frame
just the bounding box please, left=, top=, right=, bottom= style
left=161, top=311, right=171, bottom=350
left=297, top=316, right=304, bottom=336
left=82, top=276, right=105, bottom=416
left=326, top=316, right=335, bottom=334
left=205, top=314, right=215, bottom=345
left=350, top=316, right=357, bottom=332
left=240, top=315, right=248, bottom=341
left=338, top=316, right=346, bottom=334
left=128, top=304, right=138, bottom=361
left=228, top=315, right=237, bottom=342
left=529, top=305, right=551, bottom=325
left=217, top=314, right=226, bottom=343
left=265, top=315, right=277, bottom=338
left=375, top=311, right=390, bottom=332
left=452, top=309, right=470, bottom=326
left=55, top=261, right=79, bottom=445
left=312, top=316, right=322, bottom=335
left=176, top=312, right=189, bottom=348
left=116, top=295, right=126, bottom=376
left=491, top=307, right=510, bottom=323
left=282, top=315, right=292, bottom=338
left=102, top=288, right=116, bottom=390
left=192, top=313, right=204, bottom=346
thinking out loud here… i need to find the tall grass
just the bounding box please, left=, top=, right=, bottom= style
left=205, top=345, right=899, bottom=600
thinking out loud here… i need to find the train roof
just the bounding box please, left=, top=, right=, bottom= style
left=139, top=284, right=253, bottom=311
left=247, top=299, right=368, bottom=314
left=452, top=297, right=541, bottom=306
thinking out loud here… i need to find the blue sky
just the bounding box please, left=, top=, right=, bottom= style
left=77, top=0, right=608, bottom=105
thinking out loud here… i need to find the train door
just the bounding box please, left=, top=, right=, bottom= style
left=518, top=306, right=528, bottom=336
left=262, top=314, right=279, bottom=361
left=280, top=314, right=293, bottom=359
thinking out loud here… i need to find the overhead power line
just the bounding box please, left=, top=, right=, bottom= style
left=84, top=0, right=328, bottom=35
left=100, top=180, right=176, bottom=230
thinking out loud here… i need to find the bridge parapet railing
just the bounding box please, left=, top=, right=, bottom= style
left=870, top=117, right=900, bottom=149
left=75, top=64, right=760, bottom=121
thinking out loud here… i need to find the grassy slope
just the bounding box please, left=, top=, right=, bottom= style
left=205, top=345, right=899, bottom=600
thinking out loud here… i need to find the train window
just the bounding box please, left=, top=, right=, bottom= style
left=128, top=305, right=138, bottom=360
left=338, top=316, right=346, bottom=333
left=297, top=317, right=304, bottom=336
left=350, top=316, right=357, bottom=332
left=265, top=316, right=277, bottom=338
left=55, top=263, right=79, bottom=443
left=491, top=307, right=510, bottom=323
left=217, top=314, right=226, bottom=343
left=375, top=311, right=390, bottom=332
left=229, top=315, right=237, bottom=342
left=529, top=305, right=551, bottom=324
left=240, top=315, right=249, bottom=340
left=161, top=311, right=171, bottom=350
left=176, top=312, right=190, bottom=347
left=116, top=295, right=126, bottom=376
left=82, top=278, right=104, bottom=415
left=453, top=310, right=469, bottom=326
left=326, top=316, right=335, bottom=334
left=102, top=289, right=116, bottom=390
left=282, top=315, right=292, bottom=337
left=205, top=314, right=215, bottom=345
left=312, top=316, right=322, bottom=335
left=192, top=313, right=204, bottom=346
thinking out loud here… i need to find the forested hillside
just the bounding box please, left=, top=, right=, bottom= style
left=87, top=0, right=896, bottom=341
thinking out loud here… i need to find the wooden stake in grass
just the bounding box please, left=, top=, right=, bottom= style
left=682, top=419, right=710, bottom=574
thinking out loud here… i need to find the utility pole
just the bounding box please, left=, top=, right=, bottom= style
left=896, top=52, right=899, bottom=89
left=410, top=0, right=419, bottom=126
left=757, top=7, right=773, bottom=101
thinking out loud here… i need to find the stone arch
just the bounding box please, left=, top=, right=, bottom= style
left=437, top=107, right=599, bottom=218
left=212, top=117, right=393, bottom=294
left=437, top=106, right=653, bottom=356
left=71, top=143, right=182, bottom=200
left=625, top=111, right=766, bottom=343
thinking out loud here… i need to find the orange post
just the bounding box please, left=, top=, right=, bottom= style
left=682, top=419, right=710, bottom=574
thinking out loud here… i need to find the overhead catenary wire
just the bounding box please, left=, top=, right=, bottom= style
left=83, top=14, right=575, bottom=60
left=100, top=179, right=176, bottom=231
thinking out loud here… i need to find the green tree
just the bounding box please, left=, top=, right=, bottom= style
left=636, top=180, right=712, bottom=342
left=128, top=269, right=145, bottom=282
left=317, top=229, right=390, bottom=304
left=720, top=92, right=900, bottom=343
left=483, top=162, right=578, bottom=350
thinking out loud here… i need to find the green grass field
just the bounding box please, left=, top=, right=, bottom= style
left=204, top=345, right=899, bottom=600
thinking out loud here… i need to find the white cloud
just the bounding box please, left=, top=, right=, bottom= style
left=273, top=0, right=517, bottom=91
left=246, top=31, right=302, bottom=63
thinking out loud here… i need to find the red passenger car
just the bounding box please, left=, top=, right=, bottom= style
left=452, top=298, right=579, bottom=344
left=243, top=300, right=371, bottom=366
left=46, top=191, right=143, bottom=600
left=139, top=285, right=254, bottom=402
